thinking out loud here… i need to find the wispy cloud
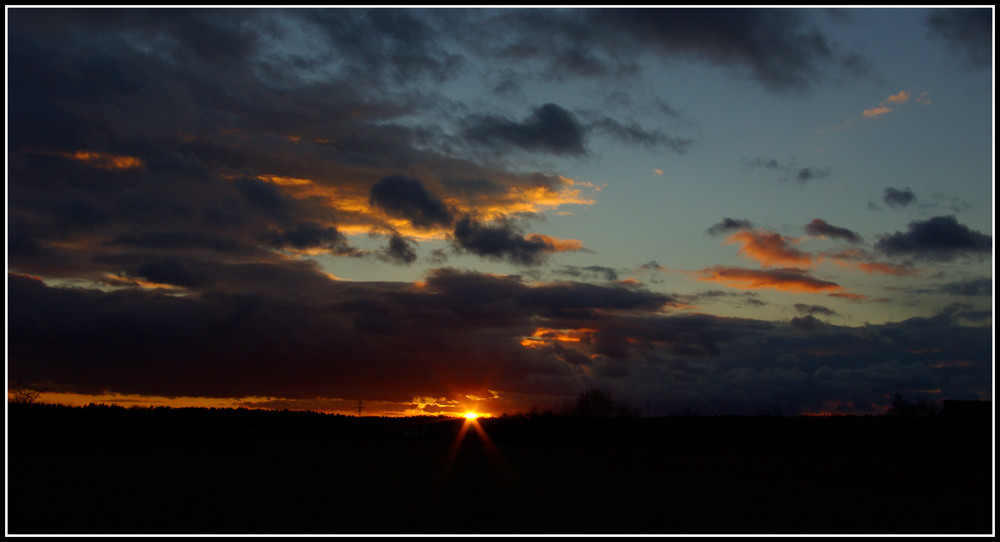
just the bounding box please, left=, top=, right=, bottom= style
left=862, top=106, right=893, bottom=118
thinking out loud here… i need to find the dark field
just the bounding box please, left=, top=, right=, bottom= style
left=7, top=403, right=993, bottom=534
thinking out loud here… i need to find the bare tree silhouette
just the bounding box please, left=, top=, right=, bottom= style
left=8, top=380, right=45, bottom=405
left=575, top=389, right=617, bottom=418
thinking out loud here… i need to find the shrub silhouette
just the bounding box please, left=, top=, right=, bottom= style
left=887, top=393, right=939, bottom=417
left=573, top=388, right=640, bottom=419
left=753, top=402, right=785, bottom=417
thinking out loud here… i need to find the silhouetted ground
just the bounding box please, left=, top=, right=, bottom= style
left=7, top=403, right=993, bottom=534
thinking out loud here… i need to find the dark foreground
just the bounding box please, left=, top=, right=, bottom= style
left=7, top=403, right=993, bottom=534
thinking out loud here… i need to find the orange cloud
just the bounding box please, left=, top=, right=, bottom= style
left=863, top=91, right=920, bottom=118
left=725, top=230, right=812, bottom=268
left=526, top=233, right=586, bottom=253
left=694, top=266, right=841, bottom=293
left=823, top=249, right=919, bottom=276
left=463, top=177, right=597, bottom=219
left=68, top=151, right=144, bottom=170
left=886, top=90, right=910, bottom=104
left=245, top=173, right=599, bottom=242
left=652, top=169, right=663, bottom=175
left=530, top=327, right=597, bottom=342
left=9, top=272, right=43, bottom=282
left=834, top=119, right=854, bottom=131
left=863, top=106, right=893, bottom=118
left=101, top=274, right=184, bottom=290
left=22, top=149, right=146, bottom=170
left=853, top=262, right=919, bottom=276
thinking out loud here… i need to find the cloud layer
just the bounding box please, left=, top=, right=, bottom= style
left=7, top=9, right=992, bottom=416
left=10, top=270, right=990, bottom=415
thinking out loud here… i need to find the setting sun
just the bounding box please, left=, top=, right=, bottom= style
left=464, top=412, right=479, bottom=419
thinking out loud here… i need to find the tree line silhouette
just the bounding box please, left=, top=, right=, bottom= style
left=8, top=387, right=990, bottom=457
left=7, top=388, right=992, bottom=535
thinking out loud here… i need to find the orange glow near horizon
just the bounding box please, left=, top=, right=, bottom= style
left=22, top=391, right=504, bottom=417
left=465, top=412, right=479, bottom=419
left=31, top=391, right=237, bottom=409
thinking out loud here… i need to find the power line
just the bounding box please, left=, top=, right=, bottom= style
left=356, top=397, right=365, bottom=417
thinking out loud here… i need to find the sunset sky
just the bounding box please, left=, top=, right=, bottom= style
left=7, top=8, right=994, bottom=416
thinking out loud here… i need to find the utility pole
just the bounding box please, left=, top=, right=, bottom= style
left=356, top=397, right=365, bottom=417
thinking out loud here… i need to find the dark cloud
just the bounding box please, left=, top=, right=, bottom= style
left=682, top=290, right=767, bottom=308
left=883, top=187, right=916, bottom=209
left=635, top=261, right=668, bottom=273
left=462, top=103, right=587, bottom=156
left=510, top=9, right=861, bottom=92
left=553, top=343, right=592, bottom=367
left=7, top=222, right=46, bottom=257
left=793, top=167, right=830, bottom=184
left=296, top=9, right=467, bottom=85
left=369, top=175, right=454, bottom=229
left=875, top=215, right=992, bottom=262
left=451, top=215, right=579, bottom=267
left=921, top=192, right=971, bottom=214
left=934, top=302, right=992, bottom=325
left=377, top=233, right=418, bottom=265
left=790, top=314, right=825, bottom=331
left=426, top=248, right=449, bottom=264
left=4, top=9, right=990, bottom=417
left=612, top=8, right=854, bottom=92
left=741, top=157, right=782, bottom=171
left=108, top=232, right=253, bottom=254
left=439, top=178, right=506, bottom=198
left=552, top=265, right=619, bottom=282
left=740, top=157, right=830, bottom=183
left=794, top=304, right=839, bottom=317
left=587, top=116, right=692, bottom=154
left=937, top=277, right=992, bottom=297
left=268, top=222, right=358, bottom=256
left=804, top=219, right=862, bottom=244
left=8, top=271, right=992, bottom=415
left=234, top=177, right=296, bottom=213
left=52, top=196, right=113, bottom=228
left=706, top=218, right=754, bottom=236
left=127, top=256, right=213, bottom=288
left=925, top=8, right=992, bottom=69
left=10, top=8, right=616, bottom=277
